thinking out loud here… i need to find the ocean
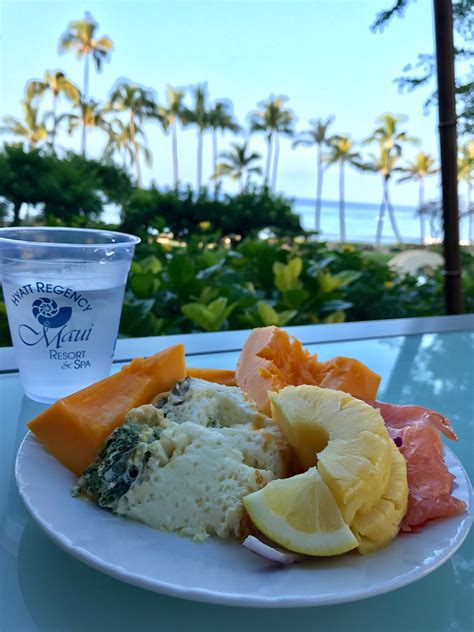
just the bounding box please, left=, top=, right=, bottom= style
left=294, top=198, right=472, bottom=245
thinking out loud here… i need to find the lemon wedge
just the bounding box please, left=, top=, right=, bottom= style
left=243, top=468, right=358, bottom=556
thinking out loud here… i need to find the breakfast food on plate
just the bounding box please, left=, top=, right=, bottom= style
left=262, top=385, right=408, bottom=553
left=26, top=326, right=467, bottom=560
left=236, top=326, right=381, bottom=414
left=186, top=367, right=237, bottom=386
left=28, top=345, right=186, bottom=475
left=74, top=378, right=291, bottom=540
left=243, top=468, right=359, bottom=556
left=370, top=401, right=466, bottom=530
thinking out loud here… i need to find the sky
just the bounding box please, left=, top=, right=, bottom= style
left=0, top=0, right=442, bottom=207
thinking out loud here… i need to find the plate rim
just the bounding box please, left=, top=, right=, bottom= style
left=15, top=431, right=473, bottom=608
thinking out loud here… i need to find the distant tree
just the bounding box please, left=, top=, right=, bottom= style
left=0, top=101, right=48, bottom=148
left=364, top=113, right=419, bottom=245
left=214, top=141, right=262, bottom=191
left=0, top=145, right=132, bottom=226
left=58, top=11, right=114, bottom=154
left=458, top=140, right=474, bottom=243
left=186, top=85, right=210, bottom=189
left=292, top=116, right=335, bottom=233
left=371, top=0, right=473, bottom=136
left=59, top=99, right=109, bottom=157
left=104, top=118, right=152, bottom=174
left=326, top=135, right=362, bottom=243
left=106, top=80, right=157, bottom=185
left=158, top=86, right=189, bottom=186
left=26, top=71, right=80, bottom=149
left=208, top=100, right=241, bottom=187
left=397, top=151, right=438, bottom=244
left=249, top=95, right=295, bottom=190
left=0, top=145, right=50, bottom=224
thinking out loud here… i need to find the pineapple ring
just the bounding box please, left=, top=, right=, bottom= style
left=269, top=386, right=393, bottom=526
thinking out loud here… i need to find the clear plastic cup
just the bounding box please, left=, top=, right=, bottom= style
left=0, top=227, right=140, bottom=403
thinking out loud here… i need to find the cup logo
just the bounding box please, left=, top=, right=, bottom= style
left=32, top=297, right=72, bottom=329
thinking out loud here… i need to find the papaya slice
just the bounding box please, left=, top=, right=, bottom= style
left=186, top=367, right=236, bottom=386
left=28, top=344, right=186, bottom=475
left=236, top=327, right=380, bottom=413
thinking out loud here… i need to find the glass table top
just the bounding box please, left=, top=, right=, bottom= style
left=1, top=330, right=473, bottom=631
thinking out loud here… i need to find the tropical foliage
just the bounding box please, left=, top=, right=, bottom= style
left=1, top=235, right=473, bottom=346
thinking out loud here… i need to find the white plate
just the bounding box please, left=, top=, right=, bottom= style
left=16, top=432, right=473, bottom=608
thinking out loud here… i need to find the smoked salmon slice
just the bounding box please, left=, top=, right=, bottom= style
left=369, top=401, right=466, bottom=531
left=369, top=401, right=458, bottom=441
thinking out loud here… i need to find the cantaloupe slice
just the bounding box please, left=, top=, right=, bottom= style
left=236, top=327, right=380, bottom=413
left=317, top=357, right=381, bottom=401
left=28, top=344, right=186, bottom=476
left=186, top=367, right=236, bottom=386
left=236, top=327, right=320, bottom=414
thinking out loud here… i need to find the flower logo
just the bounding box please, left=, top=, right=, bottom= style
left=32, top=297, right=72, bottom=329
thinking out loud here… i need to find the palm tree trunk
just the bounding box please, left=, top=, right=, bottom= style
left=130, top=112, right=142, bottom=186
left=81, top=54, right=90, bottom=157
left=339, top=161, right=346, bottom=243
left=376, top=177, right=387, bottom=246
left=271, top=133, right=280, bottom=192
left=172, top=120, right=179, bottom=186
left=468, top=181, right=473, bottom=244
left=51, top=95, right=57, bottom=151
left=419, top=178, right=425, bottom=245
left=315, top=144, right=323, bottom=235
left=386, top=182, right=403, bottom=243
left=212, top=129, right=218, bottom=194
left=264, top=134, right=273, bottom=185
left=12, top=201, right=22, bottom=227
left=197, top=129, right=203, bottom=189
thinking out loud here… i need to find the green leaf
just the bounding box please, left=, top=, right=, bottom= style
left=273, top=257, right=303, bottom=292
left=322, top=311, right=346, bottom=323
left=333, top=270, right=362, bottom=287
left=282, top=288, right=310, bottom=309
left=277, top=309, right=297, bottom=326
left=130, top=273, right=160, bottom=298
left=168, top=254, right=195, bottom=286
left=181, top=297, right=235, bottom=332
left=318, top=271, right=342, bottom=293
left=181, top=303, right=215, bottom=331
left=139, top=255, right=162, bottom=275
left=257, top=301, right=279, bottom=326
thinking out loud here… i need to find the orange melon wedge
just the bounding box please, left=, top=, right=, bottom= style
left=28, top=344, right=186, bottom=475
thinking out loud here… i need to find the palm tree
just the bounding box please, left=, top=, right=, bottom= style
left=397, top=151, right=438, bottom=244
left=26, top=71, right=80, bottom=149
left=208, top=100, right=241, bottom=186
left=249, top=95, right=295, bottom=190
left=292, top=116, right=335, bottom=233
left=365, top=114, right=419, bottom=245
left=326, top=135, right=362, bottom=243
left=58, top=12, right=113, bottom=155
left=104, top=119, right=152, bottom=172
left=186, top=84, right=210, bottom=189
left=213, top=141, right=262, bottom=192
left=458, top=140, right=474, bottom=243
left=0, top=101, right=48, bottom=147
left=158, top=85, right=188, bottom=186
left=106, top=79, right=157, bottom=185
left=59, top=99, right=109, bottom=156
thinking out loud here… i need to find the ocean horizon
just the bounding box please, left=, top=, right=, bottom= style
left=294, top=198, right=471, bottom=245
